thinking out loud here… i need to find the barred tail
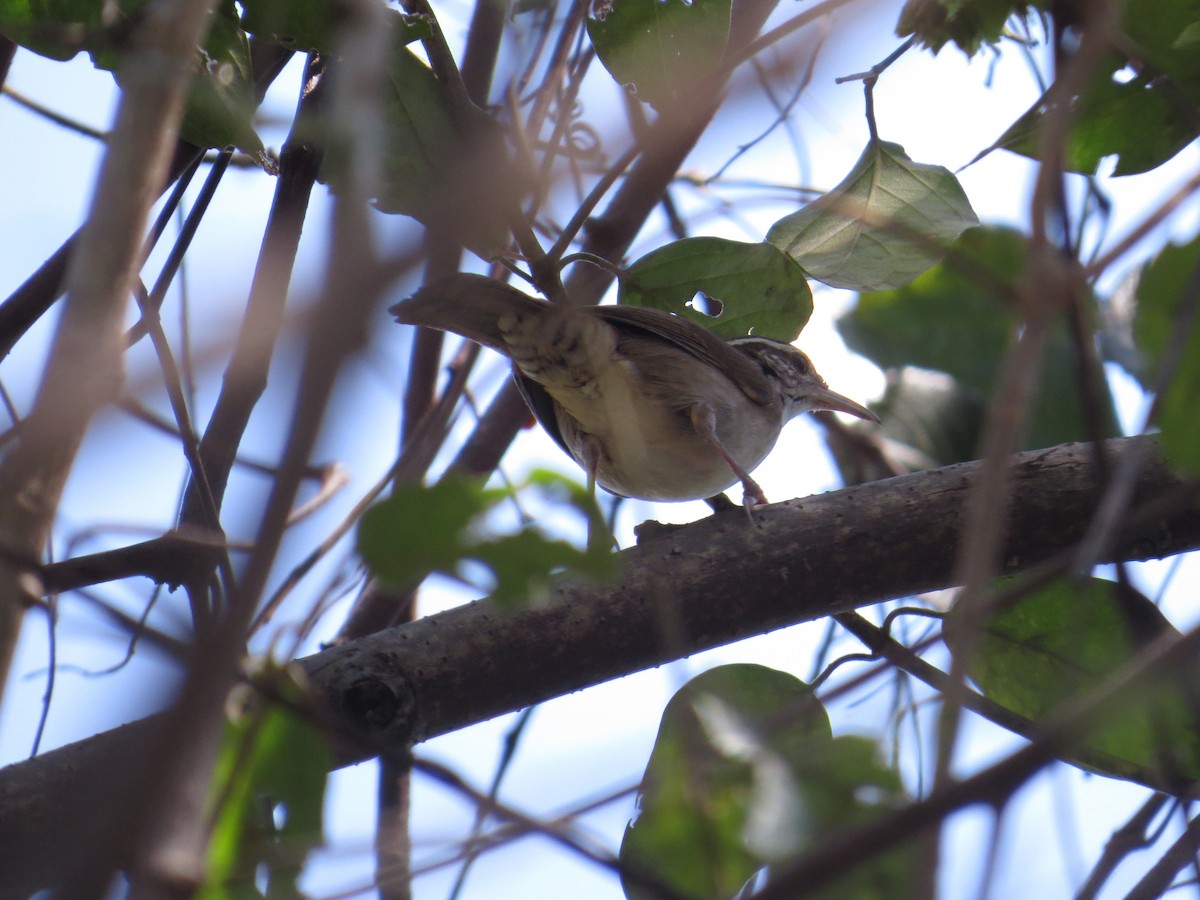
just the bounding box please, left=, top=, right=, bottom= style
left=389, top=274, right=552, bottom=352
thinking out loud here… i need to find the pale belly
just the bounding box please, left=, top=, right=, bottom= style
left=549, top=363, right=781, bottom=502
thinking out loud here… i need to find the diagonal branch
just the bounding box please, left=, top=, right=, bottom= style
left=1, top=435, right=1198, bottom=896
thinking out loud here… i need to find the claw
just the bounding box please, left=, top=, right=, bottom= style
left=742, top=479, right=768, bottom=522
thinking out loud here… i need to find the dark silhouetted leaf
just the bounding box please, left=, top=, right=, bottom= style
left=896, top=0, right=1049, bottom=56
left=991, top=0, right=1200, bottom=175
left=587, top=0, right=730, bottom=111
left=0, top=0, right=265, bottom=155
left=240, top=0, right=429, bottom=53
left=954, top=577, right=1200, bottom=785
left=1131, top=233, right=1200, bottom=472
left=838, top=226, right=1118, bottom=450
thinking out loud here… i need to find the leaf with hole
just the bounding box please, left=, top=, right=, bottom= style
left=620, top=238, right=813, bottom=341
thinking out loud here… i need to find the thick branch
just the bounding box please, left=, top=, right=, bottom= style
left=308, top=436, right=1200, bottom=755
left=1, top=436, right=1198, bottom=894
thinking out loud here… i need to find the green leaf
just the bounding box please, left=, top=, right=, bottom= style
left=955, top=577, right=1200, bottom=785
left=174, top=1, right=263, bottom=154
left=357, top=473, right=614, bottom=610
left=336, top=36, right=515, bottom=255
left=203, top=665, right=330, bottom=896
left=767, top=140, right=979, bottom=292
left=619, top=238, right=813, bottom=341
left=377, top=44, right=457, bottom=205
left=621, top=665, right=917, bottom=900
left=240, top=0, right=429, bottom=54
left=994, top=0, right=1200, bottom=175
left=1131, top=232, right=1200, bottom=471
left=621, top=665, right=828, bottom=900
left=861, top=366, right=987, bottom=471
left=785, top=735, right=918, bottom=900
left=0, top=0, right=126, bottom=61
left=0, top=0, right=264, bottom=154
left=587, top=0, right=730, bottom=111
left=896, top=0, right=1049, bottom=56
left=838, top=226, right=1119, bottom=450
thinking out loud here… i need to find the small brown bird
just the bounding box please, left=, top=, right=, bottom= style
left=391, top=274, right=877, bottom=509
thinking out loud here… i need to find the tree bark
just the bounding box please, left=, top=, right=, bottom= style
left=1, top=435, right=1198, bottom=896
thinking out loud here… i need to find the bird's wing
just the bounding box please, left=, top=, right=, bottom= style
left=513, top=369, right=573, bottom=457
left=589, top=305, right=775, bottom=407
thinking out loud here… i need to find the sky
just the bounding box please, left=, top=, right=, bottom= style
left=2, top=1, right=1200, bottom=897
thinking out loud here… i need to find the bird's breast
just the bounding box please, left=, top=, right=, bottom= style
left=548, top=357, right=783, bottom=502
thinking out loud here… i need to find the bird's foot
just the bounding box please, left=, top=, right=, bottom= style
left=741, top=479, right=768, bottom=522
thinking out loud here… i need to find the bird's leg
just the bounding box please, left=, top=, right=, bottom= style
left=704, top=492, right=738, bottom=513
left=689, top=405, right=768, bottom=514
left=578, top=433, right=618, bottom=551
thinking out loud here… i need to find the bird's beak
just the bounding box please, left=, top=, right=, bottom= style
left=809, top=385, right=879, bottom=424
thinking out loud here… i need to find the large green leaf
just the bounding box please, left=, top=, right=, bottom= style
left=357, top=473, right=613, bottom=609
left=767, top=140, right=979, bottom=292
left=344, top=37, right=514, bottom=255
left=619, top=238, right=813, bottom=341
left=1131, top=232, right=1200, bottom=472
left=994, top=0, right=1200, bottom=175
left=587, top=0, right=731, bottom=111
left=621, top=666, right=829, bottom=900
left=621, top=665, right=916, bottom=900
left=955, top=577, right=1200, bottom=785
left=838, top=226, right=1118, bottom=451
left=0, top=0, right=123, bottom=60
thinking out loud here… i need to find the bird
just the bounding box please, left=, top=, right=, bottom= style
left=390, top=273, right=878, bottom=510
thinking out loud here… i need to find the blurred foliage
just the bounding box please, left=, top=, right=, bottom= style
left=838, top=226, right=1118, bottom=465
left=621, top=665, right=917, bottom=900
left=358, top=472, right=615, bottom=610
left=953, top=577, right=1200, bottom=787
left=1130, top=233, right=1200, bottom=472
left=202, top=664, right=330, bottom=898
